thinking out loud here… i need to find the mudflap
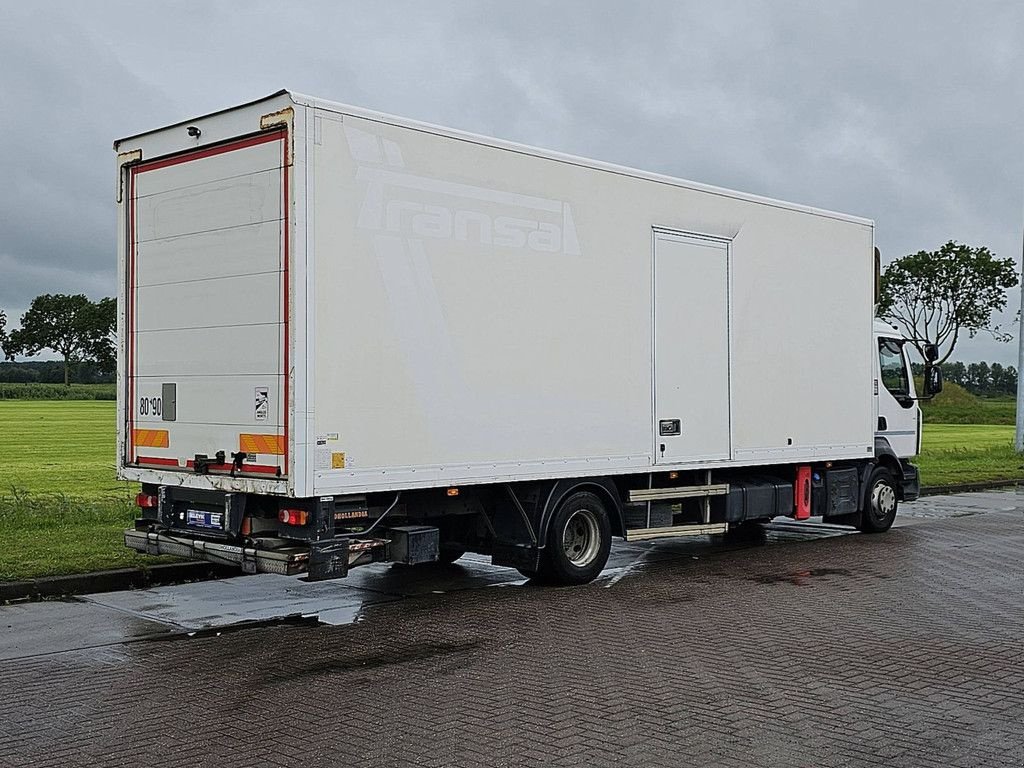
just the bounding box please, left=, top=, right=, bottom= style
left=308, top=540, right=350, bottom=581
left=822, top=510, right=862, bottom=527
left=487, top=483, right=543, bottom=571
left=899, top=459, right=920, bottom=501
left=491, top=542, right=542, bottom=572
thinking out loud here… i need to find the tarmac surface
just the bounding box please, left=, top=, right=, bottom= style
left=1, top=490, right=1022, bottom=767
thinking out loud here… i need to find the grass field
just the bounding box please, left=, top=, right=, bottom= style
left=1, top=400, right=1022, bottom=581
left=0, top=400, right=168, bottom=581
left=917, top=424, right=1024, bottom=486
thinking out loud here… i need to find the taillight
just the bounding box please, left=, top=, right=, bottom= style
left=135, top=492, right=158, bottom=509
left=278, top=509, right=308, bottom=526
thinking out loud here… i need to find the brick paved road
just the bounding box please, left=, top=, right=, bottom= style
left=1, top=494, right=1023, bottom=767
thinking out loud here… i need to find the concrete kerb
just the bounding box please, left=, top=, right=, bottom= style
left=1, top=479, right=1019, bottom=602
left=920, top=479, right=1020, bottom=496
left=0, top=561, right=237, bottom=603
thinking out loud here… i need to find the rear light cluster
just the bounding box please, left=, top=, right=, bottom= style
left=278, top=509, right=308, bottom=526
left=135, top=492, right=158, bottom=509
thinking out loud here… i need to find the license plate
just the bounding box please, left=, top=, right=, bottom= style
left=186, top=509, right=224, bottom=530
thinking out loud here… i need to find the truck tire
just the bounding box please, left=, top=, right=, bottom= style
left=859, top=466, right=898, bottom=533
left=537, top=491, right=612, bottom=585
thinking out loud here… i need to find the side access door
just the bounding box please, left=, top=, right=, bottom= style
left=653, top=230, right=732, bottom=464
left=124, top=129, right=290, bottom=478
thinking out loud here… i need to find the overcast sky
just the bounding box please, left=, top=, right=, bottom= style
left=2, top=1, right=1021, bottom=363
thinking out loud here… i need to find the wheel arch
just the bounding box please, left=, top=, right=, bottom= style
left=873, top=437, right=906, bottom=499
left=538, top=477, right=624, bottom=546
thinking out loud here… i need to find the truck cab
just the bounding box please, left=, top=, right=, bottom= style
left=872, top=319, right=941, bottom=504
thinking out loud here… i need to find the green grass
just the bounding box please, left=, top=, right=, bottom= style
left=1, top=400, right=1022, bottom=582
left=0, top=400, right=175, bottom=582
left=0, top=493, right=153, bottom=582
left=916, top=424, right=1024, bottom=487
left=0, top=401, right=126, bottom=496
left=0, top=382, right=116, bottom=400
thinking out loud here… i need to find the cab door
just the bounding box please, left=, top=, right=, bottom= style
left=875, top=336, right=919, bottom=457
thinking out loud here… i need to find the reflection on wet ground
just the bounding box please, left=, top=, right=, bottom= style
left=0, top=489, right=1019, bottom=661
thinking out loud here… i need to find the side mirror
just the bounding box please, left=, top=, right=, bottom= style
left=923, top=343, right=939, bottom=363
left=925, top=366, right=943, bottom=396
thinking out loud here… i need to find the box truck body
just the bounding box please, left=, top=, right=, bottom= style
left=116, top=91, right=928, bottom=584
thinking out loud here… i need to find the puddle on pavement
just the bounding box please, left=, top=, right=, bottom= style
left=117, top=521, right=855, bottom=629
left=143, top=613, right=322, bottom=642
left=10, top=496, right=1015, bottom=660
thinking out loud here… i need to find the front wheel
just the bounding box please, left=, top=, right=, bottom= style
left=859, top=466, right=898, bottom=533
left=537, top=491, right=612, bottom=585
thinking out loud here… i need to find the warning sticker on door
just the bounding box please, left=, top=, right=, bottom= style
left=254, top=387, right=269, bottom=422
left=315, top=433, right=341, bottom=470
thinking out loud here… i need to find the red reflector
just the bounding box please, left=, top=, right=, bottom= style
left=135, top=492, right=158, bottom=509
left=794, top=465, right=811, bottom=520
left=278, top=509, right=308, bottom=526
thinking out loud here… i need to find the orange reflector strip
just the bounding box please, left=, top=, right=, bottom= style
left=239, top=433, right=286, bottom=455
left=133, top=429, right=169, bottom=448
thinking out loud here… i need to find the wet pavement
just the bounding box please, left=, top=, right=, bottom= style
left=1, top=489, right=1022, bottom=767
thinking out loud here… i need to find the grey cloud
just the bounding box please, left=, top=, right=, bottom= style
left=1, top=0, right=1021, bottom=362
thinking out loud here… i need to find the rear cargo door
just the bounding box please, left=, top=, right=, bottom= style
left=653, top=231, right=731, bottom=463
left=125, top=130, right=289, bottom=478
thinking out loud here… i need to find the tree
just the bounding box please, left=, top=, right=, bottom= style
left=0, top=309, right=7, bottom=359
left=967, top=361, right=991, bottom=395
left=878, top=242, right=1018, bottom=373
left=6, top=294, right=116, bottom=385
left=88, top=297, right=116, bottom=373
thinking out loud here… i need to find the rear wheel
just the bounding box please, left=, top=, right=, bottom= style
left=537, top=491, right=612, bottom=585
left=859, top=466, right=898, bottom=533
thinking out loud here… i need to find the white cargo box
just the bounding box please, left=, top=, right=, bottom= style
left=115, top=90, right=875, bottom=499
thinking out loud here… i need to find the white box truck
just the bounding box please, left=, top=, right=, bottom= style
left=116, top=90, right=940, bottom=584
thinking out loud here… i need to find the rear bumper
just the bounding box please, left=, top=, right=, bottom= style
left=899, top=460, right=920, bottom=502
left=124, top=530, right=388, bottom=579
left=124, top=523, right=442, bottom=579
left=125, top=529, right=309, bottom=575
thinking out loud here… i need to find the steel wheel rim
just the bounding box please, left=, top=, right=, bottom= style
left=562, top=508, right=601, bottom=566
left=872, top=481, right=896, bottom=518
